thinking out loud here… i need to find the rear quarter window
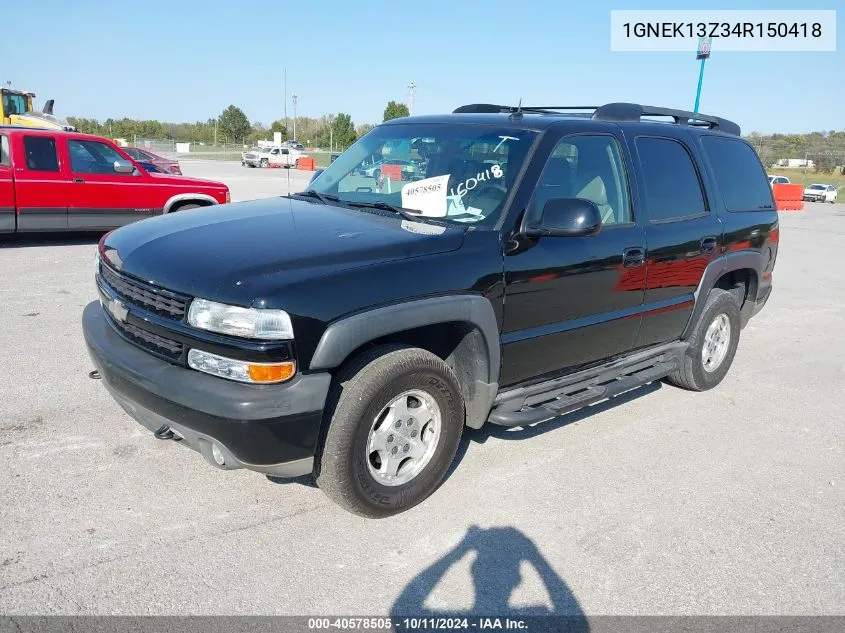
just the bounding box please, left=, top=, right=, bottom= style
left=701, top=136, right=775, bottom=212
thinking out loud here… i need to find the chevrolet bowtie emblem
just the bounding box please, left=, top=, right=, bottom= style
left=108, top=298, right=129, bottom=323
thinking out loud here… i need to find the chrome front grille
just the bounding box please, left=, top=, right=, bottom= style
left=99, top=263, right=188, bottom=320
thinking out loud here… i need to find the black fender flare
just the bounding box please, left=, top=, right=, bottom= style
left=309, top=295, right=501, bottom=428
left=682, top=251, right=762, bottom=338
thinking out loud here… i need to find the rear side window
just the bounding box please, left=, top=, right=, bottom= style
left=701, top=137, right=775, bottom=211
left=23, top=136, right=59, bottom=172
left=636, top=137, right=706, bottom=222
left=0, top=135, right=9, bottom=165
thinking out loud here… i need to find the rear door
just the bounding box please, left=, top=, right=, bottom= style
left=627, top=132, right=723, bottom=348
left=12, top=133, right=68, bottom=230
left=66, top=137, right=156, bottom=229
left=0, top=134, right=14, bottom=232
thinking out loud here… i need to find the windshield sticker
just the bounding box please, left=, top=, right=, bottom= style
left=401, top=175, right=450, bottom=217
left=449, top=164, right=504, bottom=198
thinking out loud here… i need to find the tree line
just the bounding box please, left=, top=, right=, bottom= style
left=747, top=130, right=845, bottom=173
left=67, top=100, right=411, bottom=151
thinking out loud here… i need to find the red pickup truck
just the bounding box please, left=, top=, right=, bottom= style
left=0, top=126, right=230, bottom=233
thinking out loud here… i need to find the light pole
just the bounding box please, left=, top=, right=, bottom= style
left=291, top=94, right=298, bottom=141
left=328, top=114, right=335, bottom=153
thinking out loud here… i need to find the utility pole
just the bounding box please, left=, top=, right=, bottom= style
left=214, top=118, right=218, bottom=145
left=284, top=68, right=288, bottom=136
left=693, top=37, right=711, bottom=114
left=407, top=81, right=416, bottom=116
left=292, top=94, right=298, bottom=141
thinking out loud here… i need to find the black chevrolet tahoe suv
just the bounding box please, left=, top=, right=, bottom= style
left=83, top=102, right=779, bottom=518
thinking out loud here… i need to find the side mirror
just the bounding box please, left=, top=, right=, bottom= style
left=309, top=168, right=325, bottom=186
left=524, top=198, right=602, bottom=238
left=113, top=160, right=135, bottom=174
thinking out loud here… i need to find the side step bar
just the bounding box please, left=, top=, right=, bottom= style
left=488, top=342, right=687, bottom=427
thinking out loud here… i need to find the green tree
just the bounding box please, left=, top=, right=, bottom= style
left=217, top=105, right=251, bottom=143
left=268, top=119, right=289, bottom=138
left=356, top=123, right=375, bottom=137
left=331, top=113, right=356, bottom=149
left=383, top=100, right=409, bottom=122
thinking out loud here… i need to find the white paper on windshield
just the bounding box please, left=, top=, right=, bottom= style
left=401, top=175, right=450, bottom=217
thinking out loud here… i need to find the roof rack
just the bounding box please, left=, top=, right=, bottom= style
left=452, top=102, right=741, bottom=136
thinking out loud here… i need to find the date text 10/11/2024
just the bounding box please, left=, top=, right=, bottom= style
left=307, top=617, right=529, bottom=630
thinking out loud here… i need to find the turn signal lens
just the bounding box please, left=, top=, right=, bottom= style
left=188, top=349, right=296, bottom=384
left=248, top=362, right=296, bottom=383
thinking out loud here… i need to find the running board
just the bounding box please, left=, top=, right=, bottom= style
left=488, top=343, right=686, bottom=427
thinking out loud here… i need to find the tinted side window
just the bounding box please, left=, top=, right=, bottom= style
left=701, top=137, right=775, bottom=211
left=68, top=140, right=127, bottom=174
left=23, top=137, right=59, bottom=172
left=533, top=135, right=632, bottom=225
left=0, top=135, right=9, bottom=165
left=636, top=137, right=706, bottom=222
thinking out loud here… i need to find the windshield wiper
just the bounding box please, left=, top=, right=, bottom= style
left=347, top=200, right=421, bottom=221
left=292, top=190, right=342, bottom=205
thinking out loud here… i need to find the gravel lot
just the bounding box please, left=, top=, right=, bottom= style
left=1, top=160, right=843, bottom=616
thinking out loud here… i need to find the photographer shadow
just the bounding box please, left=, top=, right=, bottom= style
left=391, top=526, right=589, bottom=632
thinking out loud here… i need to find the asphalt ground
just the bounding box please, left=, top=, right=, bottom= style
left=0, top=160, right=843, bottom=616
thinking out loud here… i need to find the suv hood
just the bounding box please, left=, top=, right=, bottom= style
left=101, top=197, right=466, bottom=305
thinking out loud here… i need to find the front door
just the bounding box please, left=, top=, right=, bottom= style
left=66, top=138, right=155, bottom=229
left=501, top=133, right=646, bottom=387
left=12, top=134, right=68, bottom=230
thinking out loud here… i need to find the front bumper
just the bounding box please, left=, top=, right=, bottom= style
left=82, top=301, right=331, bottom=477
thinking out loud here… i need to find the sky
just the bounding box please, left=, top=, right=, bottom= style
left=3, top=0, right=842, bottom=135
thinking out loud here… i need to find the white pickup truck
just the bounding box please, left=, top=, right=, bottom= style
left=242, top=146, right=301, bottom=168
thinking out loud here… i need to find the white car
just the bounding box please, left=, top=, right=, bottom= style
left=803, top=183, right=838, bottom=203
left=242, top=146, right=300, bottom=168
left=768, top=175, right=790, bottom=187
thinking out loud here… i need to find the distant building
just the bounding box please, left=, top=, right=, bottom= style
left=776, top=158, right=815, bottom=168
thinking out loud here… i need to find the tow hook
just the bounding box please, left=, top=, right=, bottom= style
left=154, top=425, right=175, bottom=440
left=88, top=369, right=101, bottom=380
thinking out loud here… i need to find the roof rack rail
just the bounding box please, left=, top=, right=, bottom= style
left=452, top=102, right=741, bottom=136
left=592, top=102, right=740, bottom=136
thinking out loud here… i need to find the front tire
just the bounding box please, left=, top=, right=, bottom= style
left=260, top=158, right=268, bottom=168
left=666, top=289, right=741, bottom=392
left=316, top=346, right=465, bottom=518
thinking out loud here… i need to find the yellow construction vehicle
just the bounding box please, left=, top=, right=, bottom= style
left=1, top=87, right=76, bottom=131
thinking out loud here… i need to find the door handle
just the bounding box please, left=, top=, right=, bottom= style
left=700, top=236, right=718, bottom=254
left=73, top=177, right=85, bottom=183
left=622, top=247, right=646, bottom=268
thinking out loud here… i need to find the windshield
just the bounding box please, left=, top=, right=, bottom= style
left=808, top=184, right=825, bottom=190
left=307, top=123, right=537, bottom=225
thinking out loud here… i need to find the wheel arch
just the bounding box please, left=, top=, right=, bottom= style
left=163, top=193, right=218, bottom=214
left=309, top=295, right=501, bottom=429
left=682, top=252, right=761, bottom=339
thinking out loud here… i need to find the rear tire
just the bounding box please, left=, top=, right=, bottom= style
left=170, top=203, right=201, bottom=212
left=316, top=345, right=465, bottom=519
left=666, top=289, right=741, bottom=392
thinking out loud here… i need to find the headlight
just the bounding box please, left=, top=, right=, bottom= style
left=188, top=349, right=296, bottom=384
left=187, top=298, right=293, bottom=340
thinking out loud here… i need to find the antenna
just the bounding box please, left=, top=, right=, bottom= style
left=510, top=98, right=524, bottom=120
left=407, top=81, right=416, bottom=116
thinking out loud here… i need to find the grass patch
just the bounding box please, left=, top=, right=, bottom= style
left=768, top=169, right=845, bottom=189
